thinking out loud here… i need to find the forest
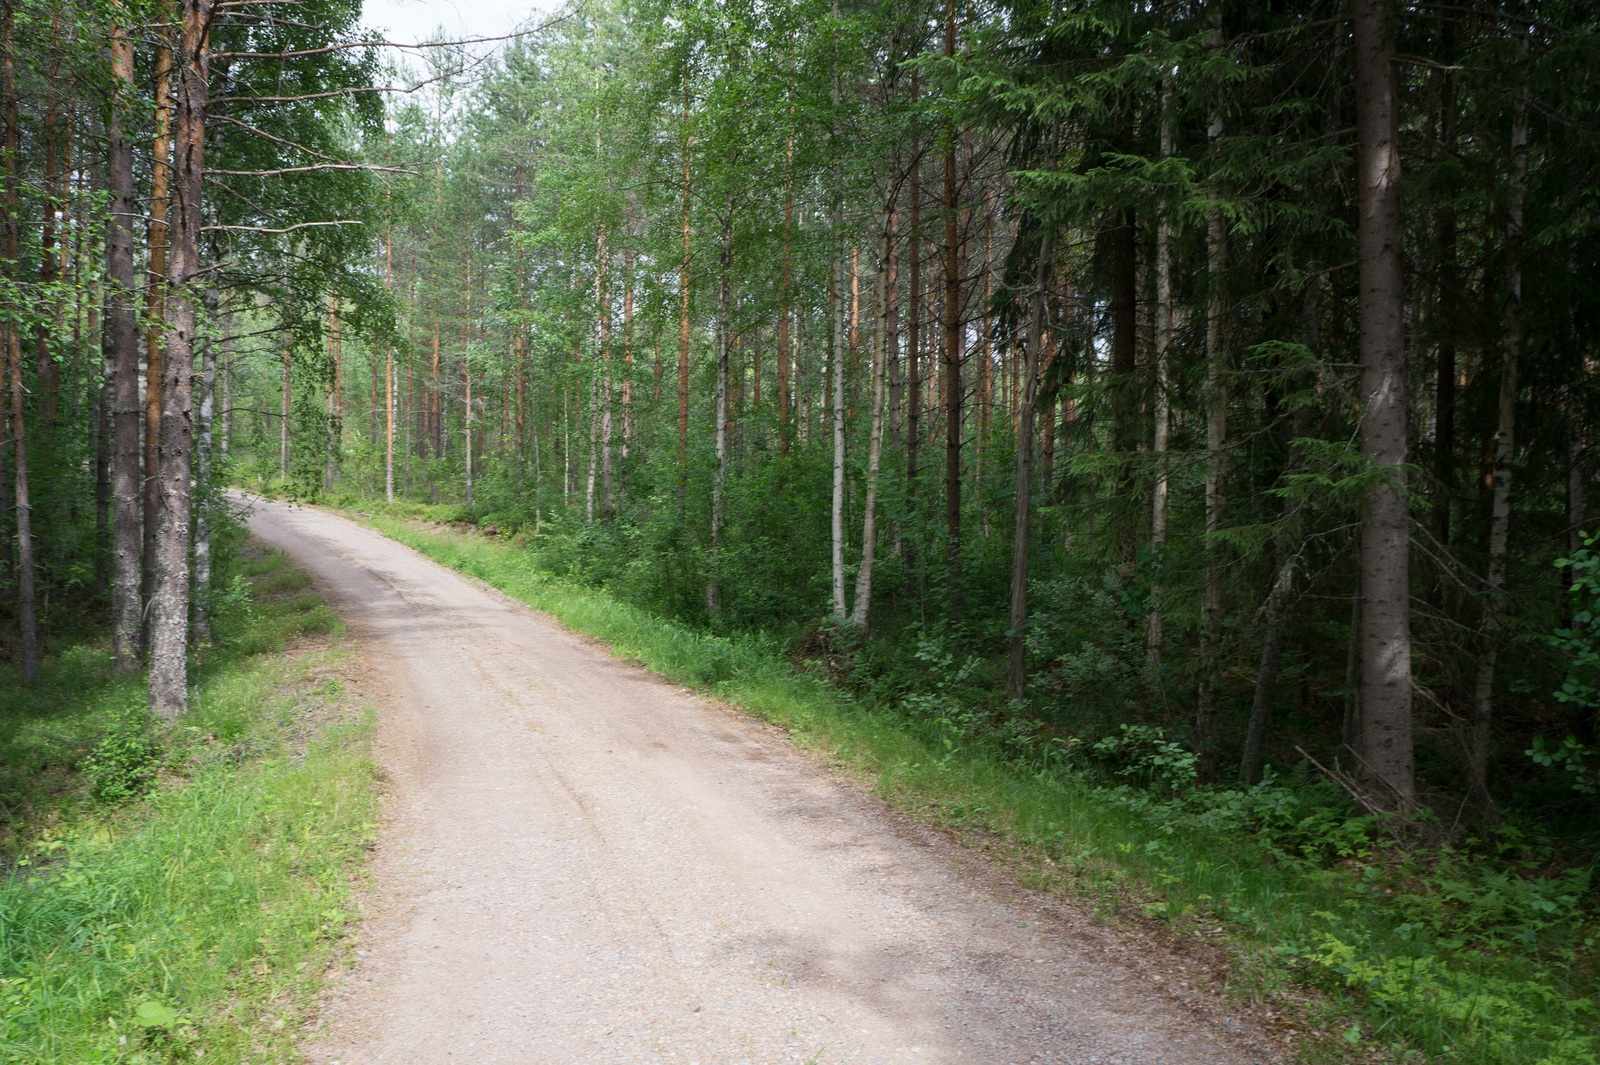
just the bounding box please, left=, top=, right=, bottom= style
left=3, top=0, right=1600, bottom=1059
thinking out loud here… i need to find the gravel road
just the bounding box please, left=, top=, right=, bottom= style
left=244, top=497, right=1273, bottom=1065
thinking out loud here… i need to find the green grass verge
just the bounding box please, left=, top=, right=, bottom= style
left=0, top=548, right=376, bottom=1064
left=360, top=512, right=1598, bottom=1065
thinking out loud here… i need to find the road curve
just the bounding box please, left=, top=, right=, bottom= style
left=243, top=496, right=1266, bottom=1065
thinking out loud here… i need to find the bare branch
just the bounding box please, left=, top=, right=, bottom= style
left=212, top=21, right=563, bottom=61
left=210, top=113, right=348, bottom=164
left=214, top=68, right=454, bottom=103
left=203, top=220, right=364, bottom=235
left=206, top=163, right=417, bottom=177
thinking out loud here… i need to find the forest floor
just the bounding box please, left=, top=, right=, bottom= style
left=241, top=494, right=1285, bottom=1065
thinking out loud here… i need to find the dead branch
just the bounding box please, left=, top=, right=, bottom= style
left=206, top=163, right=417, bottom=177
left=202, top=220, right=364, bottom=234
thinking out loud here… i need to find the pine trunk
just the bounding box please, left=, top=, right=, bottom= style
left=148, top=0, right=209, bottom=721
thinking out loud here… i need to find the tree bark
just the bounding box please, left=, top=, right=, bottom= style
left=325, top=292, right=340, bottom=495
left=280, top=335, right=291, bottom=477
left=1197, top=1, right=1229, bottom=783
left=1354, top=0, right=1415, bottom=809
left=597, top=222, right=612, bottom=513
left=193, top=287, right=219, bottom=641
left=677, top=74, right=692, bottom=490
left=142, top=29, right=174, bottom=645
left=778, top=132, right=794, bottom=456
left=851, top=214, right=896, bottom=629
left=385, top=227, right=395, bottom=502
left=34, top=10, right=63, bottom=426
left=1008, top=237, right=1051, bottom=700
left=1468, top=58, right=1526, bottom=814
left=942, top=0, right=962, bottom=598
left=1, top=2, right=35, bottom=680
left=907, top=76, right=922, bottom=495
left=707, top=216, right=732, bottom=617
left=148, top=0, right=210, bottom=722
left=1148, top=66, right=1175, bottom=670
left=106, top=11, right=142, bottom=675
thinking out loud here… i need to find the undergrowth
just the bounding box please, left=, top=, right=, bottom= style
left=358, top=510, right=1598, bottom=1065
left=0, top=547, right=375, bottom=1064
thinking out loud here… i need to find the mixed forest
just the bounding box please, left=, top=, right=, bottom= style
left=4, top=0, right=1600, bottom=1059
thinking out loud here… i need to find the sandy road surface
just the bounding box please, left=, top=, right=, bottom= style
left=244, top=497, right=1271, bottom=1065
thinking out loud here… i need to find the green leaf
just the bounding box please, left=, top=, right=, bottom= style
left=132, top=1000, right=178, bottom=1029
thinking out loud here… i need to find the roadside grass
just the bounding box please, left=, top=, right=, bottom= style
left=363, top=512, right=1598, bottom=1065
left=0, top=548, right=376, bottom=1064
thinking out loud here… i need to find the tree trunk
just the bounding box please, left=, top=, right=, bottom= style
left=1468, top=65, right=1526, bottom=814
left=34, top=10, right=63, bottom=426
left=1240, top=277, right=1321, bottom=785
left=1109, top=203, right=1136, bottom=460
left=385, top=229, right=395, bottom=502
left=325, top=292, right=340, bottom=495
left=280, top=335, right=291, bottom=478
left=942, top=0, right=962, bottom=597
left=830, top=240, right=848, bottom=622
left=142, top=29, right=173, bottom=644
left=149, top=0, right=210, bottom=722
left=851, top=214, right=896, bottom=629
left=907, top=77, right=922, bottom=495
left=1, top=6, right=35, bottom=680
left=778, top=133, right=794, bottom=456
left=1240, top=551, right=1297, bottom=784
left=1148, top=66, right=1175, bottom=670
left=678, top=74, right=692, bottom=488
left=707, top=216, right=731, bottom=617
left=622, top=244, right=634, bottom=459
left=1432, top=53, right=1458, bottom=548
left=193, top=288, right=219, bottom=641
left=597, top=222, right=612, bottom=512
left=107, top=12, right=142, bottom=675
left=1008, top=237, right=1051, bottom=700
left=1354, top=0, right=1414, bottom=810
left=1196, top=3, right=1229, bottom=783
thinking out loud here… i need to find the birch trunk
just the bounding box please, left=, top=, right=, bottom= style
left=707, top=217, right=731, bottom=617
left=850, top=215, right=896, bottom=630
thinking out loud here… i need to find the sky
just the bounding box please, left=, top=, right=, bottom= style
left=359, top=0, right=563, bottom=64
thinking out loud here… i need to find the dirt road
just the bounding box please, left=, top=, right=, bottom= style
left=245, top=497, right=1271, bottom=1065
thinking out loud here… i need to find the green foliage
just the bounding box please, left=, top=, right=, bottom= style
left=80, top=705, right=159, bottom=805
left=1526, top=537, right=1600, bottom=797
left=1087, top=724, right=1199, bottom=794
